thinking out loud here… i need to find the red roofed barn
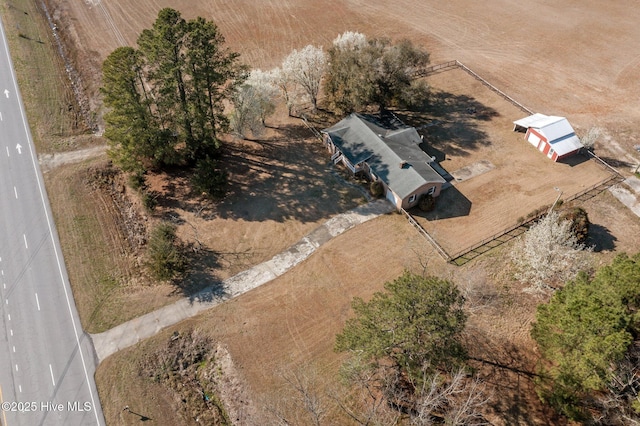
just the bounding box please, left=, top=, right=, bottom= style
left=513, top=113, right=583, bottom=162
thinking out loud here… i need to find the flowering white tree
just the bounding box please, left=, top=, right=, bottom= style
left=580, top=126, right=602, bottom=151
left=270, top=66, right=302, bottom=117
left=282, top=45, right=327, bottom=111
left=245, top=69, right=279, bottom=125
left=511, top=211, right=592, bottom=291
left=230, top=69, right=279, bottom=138
left=333, top=31, right=367, bottom=50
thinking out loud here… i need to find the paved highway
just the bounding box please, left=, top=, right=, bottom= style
left=0, top=15, right=104, bottom=426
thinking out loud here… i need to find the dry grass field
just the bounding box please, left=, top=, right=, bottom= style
left=404, top=66, right=614, bottom=256
left=6, top=0, right=640, bottom=424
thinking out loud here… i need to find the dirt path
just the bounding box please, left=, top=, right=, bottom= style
left=39, top=145, right=107, bottom=171
left=609, top=176, right=640, bottom=217
left=90, top=198, right=395, bottom=362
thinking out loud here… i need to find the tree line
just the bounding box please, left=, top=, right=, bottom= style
left=231, top=31, right=431, bottom=138
left=102, top=9, right=431, bottom=196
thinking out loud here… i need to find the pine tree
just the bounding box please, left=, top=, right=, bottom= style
left=335, top=271, right=467, bottom=380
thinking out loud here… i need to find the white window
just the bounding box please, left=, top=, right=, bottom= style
left=427, top=186, right=436, bottom=195
left=409, top=194, right=417, bottom=203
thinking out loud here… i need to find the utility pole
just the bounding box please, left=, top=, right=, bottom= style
left=548, top=187, right=563, bottom=214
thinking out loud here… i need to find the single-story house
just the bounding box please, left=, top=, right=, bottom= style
left=322, top=113, right=446, bottom=210
left=513, top=113, right=583, bottom=162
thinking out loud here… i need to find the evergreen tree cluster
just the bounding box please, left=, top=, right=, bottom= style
left=101, top=8, right=247, bottom=195
left=532, top=253, right=640, bottom=421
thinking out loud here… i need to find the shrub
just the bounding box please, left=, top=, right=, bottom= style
left=141, top=191, right=158, bottom=212
left=146, top=222, right=187, bottom=281
left=559, top=207, right=590, bottom=244
left=191, top=157, right=227, bottom=199
left=418, top=194, right=435, bottom=212
left=369, top=180, right=383, bottom=197
left=128, top=170, right=147, bottom=190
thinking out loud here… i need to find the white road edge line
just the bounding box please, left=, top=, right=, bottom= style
left=49, top=364, right=56, bottom=387
left=0, top=17, right=102, bottom=425
left=35, top=292, right=40, bottom=311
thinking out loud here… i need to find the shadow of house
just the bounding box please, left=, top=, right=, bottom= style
left=409, top=184, right=471, bottom=220
left=322, top=113, right=446, bottom=211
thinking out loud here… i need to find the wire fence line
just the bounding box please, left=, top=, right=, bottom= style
left=448, top=166, right=622, bottom=264
left=400, top=208, right=451, bottom=261
left=412, top=60, right=458, bottom=78
left=413, top=59, right=534, bottom=115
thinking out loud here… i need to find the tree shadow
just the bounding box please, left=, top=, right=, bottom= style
left=146, top=123, right=364, bottom=225
left=393, top=90, right=499, bottom=158
left=587, top=223, right=617, bottom=252
left=597, top=156, right=634, bottom=169
left=465, top=327, right=567, bottom=426
left=174, top=247, right=225, bottom=299
left=212, top=123, right=364, bottom=224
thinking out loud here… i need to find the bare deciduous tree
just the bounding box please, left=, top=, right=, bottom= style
left=511, top=211, right=592, bottom=291
left=411, top=368, right=491, bottom=426
left=591, top=343, right=640, bottom=425
left=264, top=366, right=331, bottom=426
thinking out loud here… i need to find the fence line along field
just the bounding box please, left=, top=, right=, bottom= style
left=408, top=65, right=613, bottom=256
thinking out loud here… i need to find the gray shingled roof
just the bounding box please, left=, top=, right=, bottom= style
left=324, top=113, right=445, bottom=199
